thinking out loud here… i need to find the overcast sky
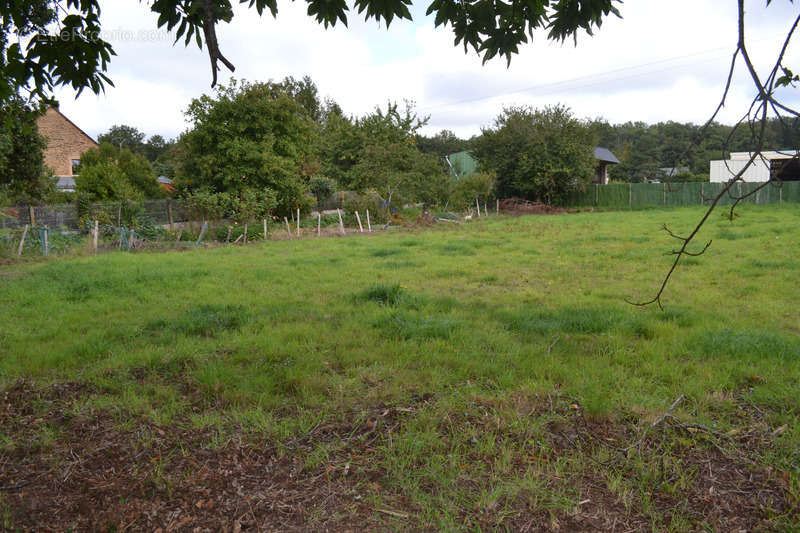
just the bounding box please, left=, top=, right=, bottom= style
left=54, top=0, right=800, bottom=141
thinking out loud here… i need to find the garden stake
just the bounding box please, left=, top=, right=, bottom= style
left=17, top=224, right=28, bottom=256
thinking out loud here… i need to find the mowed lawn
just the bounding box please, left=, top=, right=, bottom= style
left=1, top=205, right=799, bottom=531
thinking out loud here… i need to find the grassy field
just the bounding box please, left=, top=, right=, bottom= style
left=1, top=205, right=799, bottom=531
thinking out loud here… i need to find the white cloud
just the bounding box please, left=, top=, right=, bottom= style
left=53, top=0, right=800, bottom=141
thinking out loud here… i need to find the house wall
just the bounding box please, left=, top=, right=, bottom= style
left=709, top=158, right=771, bottom=183
left=37, top=108, right=98, bottom=177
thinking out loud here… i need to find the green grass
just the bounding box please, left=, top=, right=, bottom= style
left=2, top=204, right=800, bottom=529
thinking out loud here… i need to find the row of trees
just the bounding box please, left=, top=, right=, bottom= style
left=3, top=74, right=797, bottom=212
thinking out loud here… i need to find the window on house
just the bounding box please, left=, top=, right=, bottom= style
left=71, top=159, right=81, bottom=175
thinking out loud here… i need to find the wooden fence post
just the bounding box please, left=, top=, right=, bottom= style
left=196, top=222, right=208, bottom=246
left=337, top=208, right=345, bottom=235
left=28, top=205, right=35, bottom=226
left=226, top=225, right=232, bottom=243
left=43, top=226, right=49, bottom=256
left=17, top=224, right=28, bottom=256
left=284, top=217, right=291, bottom=236
left=297, top=208, right=300, bottom=236
left=496, top=199, right=499, bottom=215
left=167, top=199, right=174, bottom=230
left=263, top=219, right=268, bottom=241
left=243, top=223, right=248, bottom=244
left=475, top=198, right=481, bottom=217
left=93, top=220, right=99, bottom=252
left=366, top=209, right=372, bottom=232
left=317, top=212, right=321, bottom=237
left=628, top=183, right=632, bottom=207
left=355, top=211, right=364, bottom=233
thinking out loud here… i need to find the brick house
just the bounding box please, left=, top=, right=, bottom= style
left=36, top=107, right=99, bottom=190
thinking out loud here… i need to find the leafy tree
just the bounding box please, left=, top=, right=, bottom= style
left=176, top=78, right=316, bottom=215
left=474, top=104, right=596, bottom=204
left=1, top=0, right=619, bottom=104
left=76, top=143, right=161, bottom=201
left=98, top=125, right=147, bottom=152
left=415, top=130, right=471, bottom=158
left=309, top=176, right=336, bottom=209
left=450, top=172, right=496, bottom=210
left=342, top=102, right=448, bottom=210
left=0, top=98, right=53, bottom=202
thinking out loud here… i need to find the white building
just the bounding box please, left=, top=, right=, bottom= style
left=710, top=150, right=799, bottom=182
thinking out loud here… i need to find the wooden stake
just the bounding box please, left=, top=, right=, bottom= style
left=496, top=199, right=499, bottom=215
left=43, top=226, right=49, bottom=256
left=196, top=222, right=208, bottom=246
left=263, top=219, right=268, bottom=241
left=28, top=205, right=35, bottom=226
left=317, top=212, right=321, bottom=237
left=284, top=217, right=291, bottom=236
left=17, top=224, right=28, bottom=256
left=366, top=209, right=372, bottom=232
left=484, top=201, right=488, bottom=216
left=337, top=208, right=345, bottom=235
left=243, top=223, right=248, bottom=244
left=167, top=199, right=174, bottom=230
left=296, top=208, right=300, bottom=236
left=226, top=225, right=232, bottom=243
left=355, top=211, right=364, bottom=233
left=93, top=220, right=99, bottom=252
left=475, top=198, right=481, bottom=217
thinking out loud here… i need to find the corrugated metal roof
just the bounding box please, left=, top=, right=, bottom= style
left=594, top=146, right=620, bottom=164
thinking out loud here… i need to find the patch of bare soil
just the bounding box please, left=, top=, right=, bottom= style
left=0, top=382, right=793, bottom=532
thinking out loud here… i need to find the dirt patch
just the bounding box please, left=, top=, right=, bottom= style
left=0, top=382, right=793, bottom=532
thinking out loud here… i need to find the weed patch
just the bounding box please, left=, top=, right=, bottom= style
left=146, top=305, right=250, bottom=338
left=374, top=311, right=460, bottom=340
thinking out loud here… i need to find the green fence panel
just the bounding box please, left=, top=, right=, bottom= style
left=597, top=184, right=629, bottom=208
left=563, top=180, right=800, bottom=208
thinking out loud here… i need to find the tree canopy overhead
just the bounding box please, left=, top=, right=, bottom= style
left=1, top=0, right=621, bottom=103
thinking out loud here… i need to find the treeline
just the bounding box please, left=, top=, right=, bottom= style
left=1, top=75, right=797, bottom=212
left=587, top=117, right=800, bottom=182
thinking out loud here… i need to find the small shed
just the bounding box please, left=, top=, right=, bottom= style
left=593, top=147, right=620, bottom=184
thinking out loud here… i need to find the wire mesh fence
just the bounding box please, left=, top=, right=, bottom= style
left=564, top=181, right=800, bottom=208
left=0, top=199, right=189, bottom=230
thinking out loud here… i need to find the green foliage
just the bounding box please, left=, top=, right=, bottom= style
left=176, top=79, right=316, bottom=215
left=344, top=102, right=449, bottom=210
left=0, top=98, right=52, bottom=203
left=589, top=117, right=800, bottom=182
left=449, top=172, right=495, bottom=210
left=184, top=189, right=278, bottom=223
left=475, top=104, right=596, bottom=205
left=308, top=176, right=335, bottom=209
left=76, top=143, right=161, bottom=201
left=342, top=190, right=387, bottom=224
left=0, top=0, right=114, bottom=103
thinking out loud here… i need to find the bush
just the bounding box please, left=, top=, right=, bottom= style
left=342, top=190, right=387, bottom=225
left=449, top=172, right=496, bottom=211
